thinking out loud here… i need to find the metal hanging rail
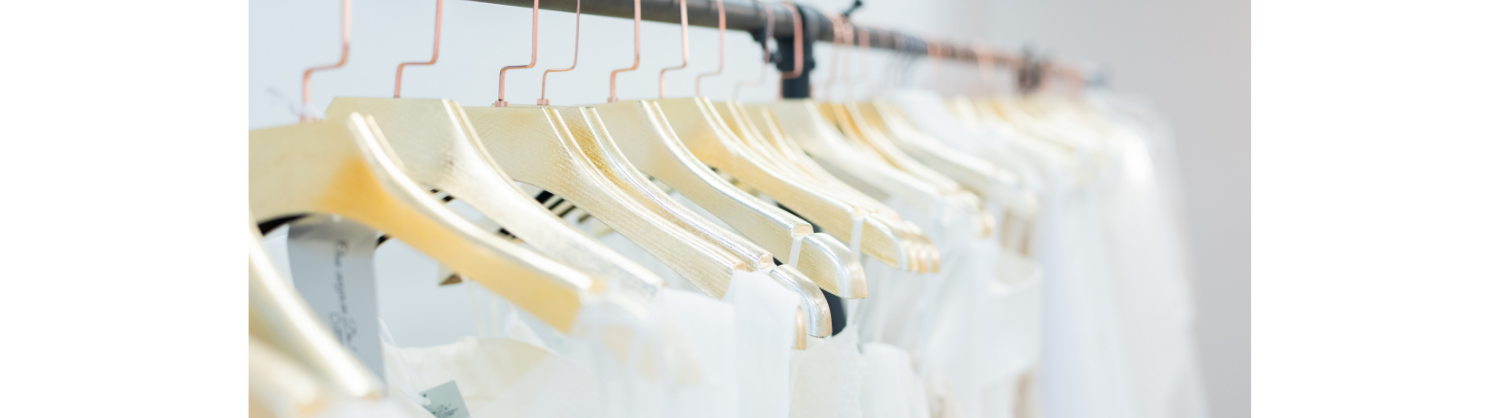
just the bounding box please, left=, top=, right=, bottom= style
left=472, top=0, right=1059, bottom=63
left=467, top=0, right=1075, bottom=96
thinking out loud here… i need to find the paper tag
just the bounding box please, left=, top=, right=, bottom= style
left=418, top=381, right=471, bottom=418
left=287, top=215, right=384, bottom=379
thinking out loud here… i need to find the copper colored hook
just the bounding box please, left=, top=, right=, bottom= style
left=394, top=0, right=443, bottom=98
left=926, top=37, right=944, bottom=92
left=658, top=0, right=690, bottom=99
left=777, top=1, right=802, bottom=99
left=815, top=13, right=843, bottom=100
left=538, top=0, right=582, bottom=105
left=607, top=0, right=642, bottom=103
left=732, top=2, right=776, bottom=101
left=693, top=0, right=727, bottom=97
left=973, top=42, right=993, bottom=96
left=851, top=27, right=869, bottom=100
left=496, top=0, right=539, bottom=107
left=301, top=0, right=351, bottom=123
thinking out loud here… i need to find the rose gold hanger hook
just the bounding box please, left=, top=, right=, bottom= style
left=835, top=19, right=854, bottom=101
left=538, top=0, right=582, bottom=105
left=301, top=0, right=351, bottom=123
left=693, top=0, right=726, bottom=97
left=394, top=0, right=443, bottom=98
left=815, top=13, right=844, bottom=100
left=732, top=2, right=775, bottom=101
left=607, top=0, right=641, bottom=103
left=657, top=0, right=690, bottom=99
left=851, top=27, right=869, bottom=100
left=886, top=32, right=904, bottom=89
left=925, top=37, right=944, bottom=92
left=777, top=1, right=802, bottom=99
left=495, top=0, right=540, bottom=107
left=973, top=42, right=992, bottom=97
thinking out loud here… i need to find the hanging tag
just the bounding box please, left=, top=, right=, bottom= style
left=287, top=215, right=384, bottom=379
left=418, top=381, right=472, bottom=418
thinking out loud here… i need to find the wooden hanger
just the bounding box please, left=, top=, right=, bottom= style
left=250, top=333, right=332, bottom=418
left=461, top=0, right=753, bottom=301
left=250, top=219, right=382, bottom=401
left=581, top=0, right=773, bottom=272
left=833, top=101, right=994, bottom=239
left=739, top=103, right=923, bottom=272
left=325, top=0, right=664, bottom=301
left=588, top=0, right=863, bottom=300
left=729, top=20, right=940, bottom=273
left=251, top=113, right=598, bottom=331
left=555, top=106, right=834, bottom=337
left=251, top=4, right=596, bottom=332
left=565, top=0, right=836, bottom=335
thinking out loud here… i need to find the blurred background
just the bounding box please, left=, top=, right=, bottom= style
left=249, top=0, right=1248, bottom=417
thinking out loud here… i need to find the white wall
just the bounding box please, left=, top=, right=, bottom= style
left=250, top=1, right=1248, bottom=417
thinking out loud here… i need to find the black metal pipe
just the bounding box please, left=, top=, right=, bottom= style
left=464, top=0, right=1000, bottom=63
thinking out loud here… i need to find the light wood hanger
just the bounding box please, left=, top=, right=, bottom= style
left=251, top=220, right=382, bottom=401
left=464, top=109, right=748, bottom=297
left=758, top=100, right=949, bottom=268
left=552, top=104, right=840, bottom=337
left=544, top=0, right=832, bottom=338
left=454, top=0, right=828, bottom=343
left=579, top=0, right=774, bottom=272
left=325, top=0, right=663, bottom=301
left=594, top=0, right=862, bottom=302
left=644, top=97, right=872, bottom=299
left=860, top=101, right=1006, bottom=201
left=462, top=0, right=754, bottom=303
left=252, top=4, right=595, bottom=332
left=250, top=333, right=332, bottom=418
left=732, top=18, right=938, bottom=264
left=829, top=101, right=993, bottom=241
left=251, top=113, right=598, bottom=332
left=740, top=103, right=923, bottom=272
left=719, top=6, right=923, bottom=272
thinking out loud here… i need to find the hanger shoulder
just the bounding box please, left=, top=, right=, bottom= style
left=249, top=115, right=593, bottom=331
left=741, top=104, right=916, bottom=270
left=250, top=333, right=332, bottom=418
left=564, top=105, right=774, bottom=272
left=639, top=98, right=869, bottom=297
left=463, top=106, right=745, bottom=298
left=325, top=98, right=664, bottom=301
left=840, top=103, right=966, bottom=193
left=865, top=101, right=1007, bottom=199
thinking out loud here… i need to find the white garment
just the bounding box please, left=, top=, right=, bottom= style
left=382, top=336, right=602, bottom=418
left=859, top=342, right=930, bottom=418
left=1015, top=96, right=1208, bottom=418
left=725, top=270, right=802, bottom=418
left=974, top=249, right=1043, bottom=418
left=852, top=189, right=1039, bottom=418
left=789, top=325, right=865, bottom=418
left=886, top=89, right=1207, bottom=418
left=584, top=210, right=808, bottom=418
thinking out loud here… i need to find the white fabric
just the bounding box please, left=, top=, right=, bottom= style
left=886, top=89, right=1205, bottom=418
left=558, top=210, right=807, bottom=418
left=382, top=336, right=603, bottom=418
left=725, top=270, right=803, bottom=418
left=858, top=342, right=930, bottom=418
left=789, top=325, right=865, bottom=418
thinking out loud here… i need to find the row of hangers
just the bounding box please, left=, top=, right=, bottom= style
left=251, top=0, right=1081, bottom=409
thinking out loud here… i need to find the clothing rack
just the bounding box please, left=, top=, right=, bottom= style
left=469, top=0, right=1069, bottom=97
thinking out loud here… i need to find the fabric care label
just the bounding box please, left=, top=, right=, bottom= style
left=287, top=215, right=384, bottom=379
left=418, top=381, right=471, bottom=418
